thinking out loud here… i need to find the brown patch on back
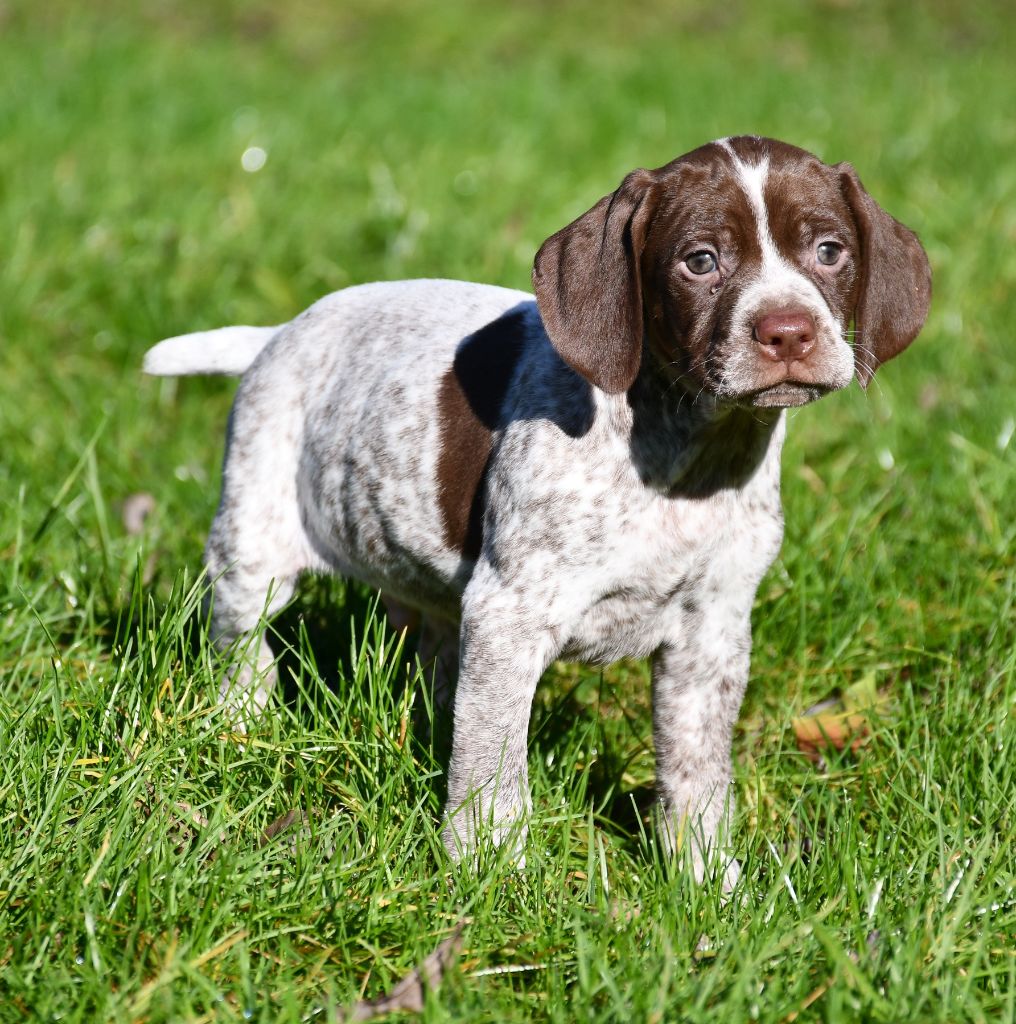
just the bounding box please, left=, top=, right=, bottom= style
left=436, top=310, right=527, bottom=559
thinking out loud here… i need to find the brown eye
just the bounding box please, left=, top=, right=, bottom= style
left=685, top=251, right=718, bottom=275
left=817, top=241, right=842, bottom=266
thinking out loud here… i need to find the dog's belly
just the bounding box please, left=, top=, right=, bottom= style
left=298, top=441, right=467, bottom=621
left=560, top=586, right=684, bottom=664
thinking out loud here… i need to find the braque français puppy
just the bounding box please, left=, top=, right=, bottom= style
left=144, top=136, right=931, bottom=886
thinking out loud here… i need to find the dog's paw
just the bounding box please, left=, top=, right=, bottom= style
left=441, top=812, right=528, bottom=870
left=719, top=855, right=741, bottom=894
left=218, top=656, right=277, bottom=731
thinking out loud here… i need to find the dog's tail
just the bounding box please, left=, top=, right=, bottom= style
left=143, top=325, right=280, bottom=377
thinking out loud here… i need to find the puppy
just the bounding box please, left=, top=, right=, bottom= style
left=145, top=136, right=931, bottom=884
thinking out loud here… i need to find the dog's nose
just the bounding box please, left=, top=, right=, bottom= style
left=753, top=310, right=816, bottom=363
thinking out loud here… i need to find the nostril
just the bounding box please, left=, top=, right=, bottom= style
left=753, top=310, right=817, bottom=361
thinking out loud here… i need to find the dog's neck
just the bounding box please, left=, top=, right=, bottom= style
left=622, top=361, right=784, bottom=498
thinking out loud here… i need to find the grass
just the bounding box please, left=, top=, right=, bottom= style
left=1, top=0, right=1015, bottom=1020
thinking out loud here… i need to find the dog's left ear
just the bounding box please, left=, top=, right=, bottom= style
left=533, top=169, right=657, bottom=394
left=837, top=163, right=932, bottom=387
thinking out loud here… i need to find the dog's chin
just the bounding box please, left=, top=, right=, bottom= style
left=737, top=382, right=834, bottom=408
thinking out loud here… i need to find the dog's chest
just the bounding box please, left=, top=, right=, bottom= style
left=559, top=483, right=784, bottom=664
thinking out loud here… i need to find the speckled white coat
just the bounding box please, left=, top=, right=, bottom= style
left=144, top=136, right=931, bottom=886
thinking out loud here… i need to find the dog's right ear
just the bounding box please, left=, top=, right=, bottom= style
left=533, top=169, right=657, bottom=395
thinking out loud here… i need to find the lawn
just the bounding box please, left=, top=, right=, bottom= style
left=1, top=0, right=1014, bottom=1020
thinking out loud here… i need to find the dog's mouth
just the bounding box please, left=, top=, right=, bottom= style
left=738, top=382, right=833, bottom=408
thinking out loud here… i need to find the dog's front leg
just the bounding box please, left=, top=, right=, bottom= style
left=441, top=576, right=558, bottom=864
left=652, top=615, right=752, bottom=890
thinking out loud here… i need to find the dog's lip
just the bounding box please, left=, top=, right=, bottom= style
left=737, top=381, right=834, bottom=408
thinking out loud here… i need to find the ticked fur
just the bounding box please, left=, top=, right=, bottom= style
left=144, top=136, right=930, bottom=885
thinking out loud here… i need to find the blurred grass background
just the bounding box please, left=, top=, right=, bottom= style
left=1, top=1, right=1014, bottom=1021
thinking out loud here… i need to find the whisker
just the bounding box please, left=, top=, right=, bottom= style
left=659, top=355, right=714, bottom=404
left=852, top=349, right=885, bottom=400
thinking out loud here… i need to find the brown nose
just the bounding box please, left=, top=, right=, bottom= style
left=753, top=310, right=817, bottom=363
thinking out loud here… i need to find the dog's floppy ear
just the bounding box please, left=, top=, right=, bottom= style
left=837, top=163, right=932, bottom=387
left=533, top=169, right=657, bottom=394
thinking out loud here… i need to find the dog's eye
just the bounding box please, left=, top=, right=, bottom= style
left=685, top=251, right=718, bottom=275
left=816, top=241, right=843, bottom=266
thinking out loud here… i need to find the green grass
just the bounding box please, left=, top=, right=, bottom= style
left=1, top=0, right=1015, bottom=1020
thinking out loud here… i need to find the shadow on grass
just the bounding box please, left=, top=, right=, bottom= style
left=271, top=581, right=661, bottom=851
left=94, top=564, right=658, bottom=851
left=270, top=581, right=660, bottom=853
left=528, top=671, right=658, bottom=857
left=268, top=576, right=456, bottom=809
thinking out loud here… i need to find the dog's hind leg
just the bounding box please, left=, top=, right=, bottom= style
left=204, top=535, right=299, bottom=723
left=380, top=597, right=459, bottom=741
left=203, top=391, right=313, bottom=724
left=416, top=615, right=460, bottom=720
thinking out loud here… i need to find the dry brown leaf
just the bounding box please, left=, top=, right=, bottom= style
left=792, top=674, right=890, bottom=762
left=259, top=809, right=311, bottom=846
left=792, top=710, right=871, bottom=760
left=340, top=922, right=465, bottom=1022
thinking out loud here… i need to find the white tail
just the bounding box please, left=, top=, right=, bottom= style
left=143, top=325, right=280, bottom=377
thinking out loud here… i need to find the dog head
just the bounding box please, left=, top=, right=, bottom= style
left=533, top=136, right=931, bottom=407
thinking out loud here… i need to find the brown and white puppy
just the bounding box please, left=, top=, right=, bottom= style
left=144, top=136, right=931, bottom=885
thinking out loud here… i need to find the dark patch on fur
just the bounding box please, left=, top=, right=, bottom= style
left=626, top=362, right=781, bottom=496
left=436, top=310, right=528, bottom=558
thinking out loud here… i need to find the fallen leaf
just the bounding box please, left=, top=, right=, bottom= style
left=792, top=710, right=871, bottom=760
left=792, top=675, right=890, bottom=762
left=841, top=671, right=883, bottom=713
left=260, top=809, right=310, bottom=846
left=340, top=922, right=465, bottom=1021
